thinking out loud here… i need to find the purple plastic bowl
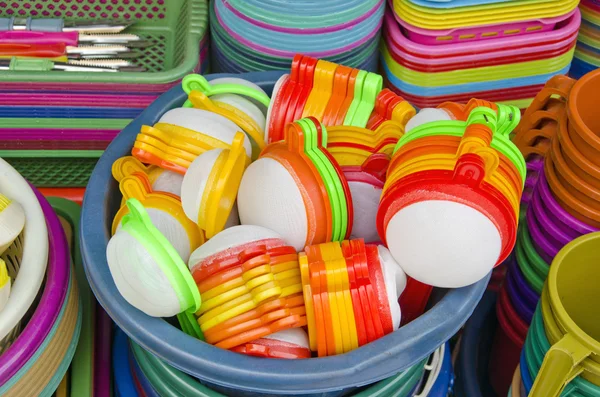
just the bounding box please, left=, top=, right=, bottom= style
left=505, top=259, right=537, bottom=324
left=0, top=184, right=70, bottom=385
left=95, top=307, right=113, bottom=397
left=530, top=182, right=580, bottom=244
left=526, top=204, right=558, bottom=263
left=537, top=169, right=598, bottom=235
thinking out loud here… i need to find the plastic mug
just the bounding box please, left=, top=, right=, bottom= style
left=529, top=232, right=600, bottom=397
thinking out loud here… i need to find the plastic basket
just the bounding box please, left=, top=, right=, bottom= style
left=0, top=158, right=48, bottom=352
left=0, top=186, right=81, bottom=397
left=0, top=0, right=208, bottom=86
left=81, top=71, right=489, bottom=397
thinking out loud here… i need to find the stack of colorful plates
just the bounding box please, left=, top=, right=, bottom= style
left=210, top=0, right=384, bottom=73
left=381, top=0, right=580, bottom=109
left=571, top=0, right=600, bottom=78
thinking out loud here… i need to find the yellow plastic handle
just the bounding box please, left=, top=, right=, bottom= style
left=530, top=333, right=589, bottom=397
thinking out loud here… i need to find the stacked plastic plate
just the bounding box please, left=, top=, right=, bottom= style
left=210, top=0, right=384, bottom=73
left=381, top=0, right=580, bottom=109
left=571, top=0, right=600, bottom=78
left=0, top=0, right=209, bottom=191
left=486, top=69, right=600, bottom=396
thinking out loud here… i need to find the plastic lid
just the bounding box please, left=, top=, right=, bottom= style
left=182, top=74, right=271, bottom=109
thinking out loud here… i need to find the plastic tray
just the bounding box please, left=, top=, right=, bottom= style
left=383, top=9, right=581, bottom=72
left=81, top=70, right=489, bottom=397
left=0, top=0, right=208, bottom=85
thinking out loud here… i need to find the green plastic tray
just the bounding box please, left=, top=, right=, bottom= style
left=0, top=0, right=208, bottom=84
left=0, top=151, right=103, bottom=188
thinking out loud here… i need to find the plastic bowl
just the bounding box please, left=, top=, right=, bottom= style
left=0, top=159, right=49, bottom=350
left=81, top=71, right=489, bottom=397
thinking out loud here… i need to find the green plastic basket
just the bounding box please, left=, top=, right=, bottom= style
left=0, top=151, right=103, bottom=188
left=0, top=0, right=208, bottom=84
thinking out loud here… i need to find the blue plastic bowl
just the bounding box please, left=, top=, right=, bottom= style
left=81, top=70, right=489, bottom=397
left=454, top=291, right=498, bottom=397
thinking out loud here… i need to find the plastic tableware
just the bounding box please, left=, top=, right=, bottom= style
left=80, top=74, right=490, bottom=396
left=378, top=134, right=518, bottom=288
left=565, top=70, right=600, bottom=168
left=0, top=158, right=48, bottom=351
left=180, top=132, right=249, bottom=239
left=112, top=156, right=184, bottom=198
left=505, top=258, right=535, bottom=324
left=111, top=172, right=204, bottom=263
left=113, top=327, right=138, bottom=397
left=106, top=198, right=202, bottom=323
left=0, top=194, right=25, bottom=256
left=0, top=260, right=9, bottom=313
left=182, top=74, right=271, bottom=110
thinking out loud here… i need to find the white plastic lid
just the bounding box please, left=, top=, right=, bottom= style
left=377, top=245, right=406, bottom=330
left=188, top=224, right=284, bottom=270
left=211, top=93, right=266, bottom=133
left=405, top=108, right=453, bottom=133
left=348, top=181, right=381, bottom=243
left=180, top=149, right=223, bottom=225
left=237, top=157, right=308, bottom=251
left=210, top=77, right=269, bottom=115
left=158, top=107, right=252, bottom=158
left=263, top=328, right=310, bottom=349
left=152, top=170, right=184, bottom=197
left=107, top=230, right=180, bottom=317
left=385, top=200, right=501, bottom=288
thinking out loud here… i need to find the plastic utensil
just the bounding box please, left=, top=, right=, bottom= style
left=106, top=198, right=202, bottom=321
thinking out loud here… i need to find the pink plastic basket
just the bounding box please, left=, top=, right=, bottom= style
left=394, top=9, right=576, bottom=45
left=383, top=9, right=581, bottom=71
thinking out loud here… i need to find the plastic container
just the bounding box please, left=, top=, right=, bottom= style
left=0, top=0, right=208, bottom=86
left=454, top=290, right=498, bottom=397
left=0, top=186, right=81, bottom=396
left=0, top=158, right=48, bottom=351
left=529, top=232, right=600, bottom=397
left=81, top=71, right=489, bottom=397
left=48, top=197, right=94, bottom=397
left=384, top=10, right=581, bottom=72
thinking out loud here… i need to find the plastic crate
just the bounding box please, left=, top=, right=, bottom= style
left=0, top=0, right=208, bottom=85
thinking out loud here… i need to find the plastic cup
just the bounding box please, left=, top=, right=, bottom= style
left=529, top=232, right=600, bottom=397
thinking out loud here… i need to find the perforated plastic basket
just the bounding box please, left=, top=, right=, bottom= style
left=0, top=0, right=208, bottom=85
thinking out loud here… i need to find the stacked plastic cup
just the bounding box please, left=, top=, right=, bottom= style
left=521, top=233, right=600, bottom=397
left=209, top=0, right=384, bottom=73
left=381, top=0, right=580, bottom=109
left=571, top=0, right=600, bottom=78
left=489, top=68, right=600, bottom=396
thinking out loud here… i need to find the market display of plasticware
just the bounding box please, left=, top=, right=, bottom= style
left=81, top=71, right=489, bottom=396
left=210, top=0, right=383, bottom=73
left=0, top=158, right=48, bottom=352
left=529, top=232, right=600, bottom=397
left=0, top=187, right=80, bottom=397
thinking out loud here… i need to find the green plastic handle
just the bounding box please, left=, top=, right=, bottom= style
left=182, top=74, right=271, bottom=108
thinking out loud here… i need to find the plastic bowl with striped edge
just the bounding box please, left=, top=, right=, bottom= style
left=0, top=187, right=81, bottom=396
left=0, top=158, right=48, bottom=352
